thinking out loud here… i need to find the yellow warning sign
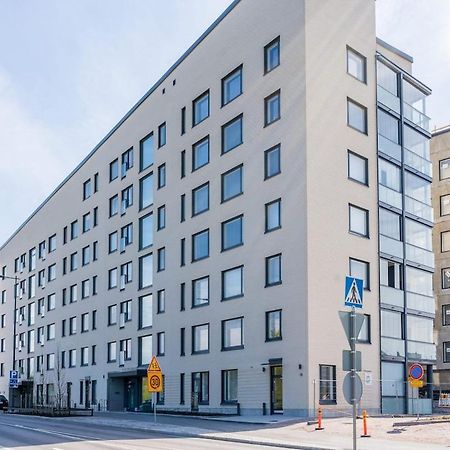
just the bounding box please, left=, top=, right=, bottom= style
left=408, top=377, right=424, bottom=388
left=148, top=356, right=162, bottom=373
left=147, top=356, right=163, bottom=393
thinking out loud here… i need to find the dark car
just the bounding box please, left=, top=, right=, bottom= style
left=0, top=395, right=8, bottom=410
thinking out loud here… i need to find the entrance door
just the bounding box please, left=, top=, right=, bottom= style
left=270, top=365, right=283, bottom=414
left=125, top=378, right=138, bottom=411
left=67, top=382, right=72, bottom=408
left=85, top=379, right=91, bottom=408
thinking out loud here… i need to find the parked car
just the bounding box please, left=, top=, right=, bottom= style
left=0, top=395, right=8, bottom=410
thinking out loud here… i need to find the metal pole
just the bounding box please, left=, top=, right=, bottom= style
left=153, top=392, right=156, bottom=423
left=350, top=306, right=357, bottom=450
left=10, top=277, right=18, bottom=408
left=313, top=379, right=316, bottom=420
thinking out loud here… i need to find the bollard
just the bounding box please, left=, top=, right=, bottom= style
left=315, top=407, right=324, bottom=430
left=361, top=409, right=371, bottom=438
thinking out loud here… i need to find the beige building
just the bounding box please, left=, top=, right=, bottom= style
left=0, top=0, right=434, bottom=416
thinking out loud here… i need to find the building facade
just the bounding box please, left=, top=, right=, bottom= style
left=0, top=0, right=434, bottom=416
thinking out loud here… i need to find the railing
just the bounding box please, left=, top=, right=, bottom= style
left=404, top=148, right=432, bottom=177
left=405, top=196, right=433, bottom=223
left=380, top=235, right=404, bottom=259
left=403, top=102, right=430, bottom=131
left=379, top=185, right=402, bottom=210
left=378, top=134, right=401, bottom=161
left=405, top=243, right=435, bottom=269
left=380, top=285, right=404, bottom=308
left=407, top=341, right=436, bottom=361
left=381, top=337, right=405, bottom=358
left=377, top=85, right=401, bottom=114
left=406, top=291, right=435, bottom=314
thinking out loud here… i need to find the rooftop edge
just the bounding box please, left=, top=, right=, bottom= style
left=376, top=37, right=414, bottom=63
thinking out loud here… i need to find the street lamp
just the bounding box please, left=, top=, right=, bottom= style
left=0, top=274, right=20, bottom=408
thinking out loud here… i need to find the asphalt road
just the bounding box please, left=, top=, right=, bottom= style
left=0, top=414, right=285, bottom=449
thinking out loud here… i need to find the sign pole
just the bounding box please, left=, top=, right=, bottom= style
left=350, top=305, right=357, bottom=450
left=153, top=392, right=157, bottom=423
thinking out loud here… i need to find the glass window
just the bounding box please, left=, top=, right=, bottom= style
left=192, top=229, right=209, bottom=261
left=266, top=310, right=282, bottom=341
left=264, top=36, right=280, bottom=73
left=83, top=179, right=91, bottom=200
left=405, top=219, right=432, bottom=250
left=107, top=342, right=117, bottom=362
left=108, top=268, right=117, bottom=289
left=349, top=258, right=369, bottom=289
left=140, top=173, right=153, bottom=210
left=379, top=159, right=401, bottom=192
left=222, top=266, right=243, bottom=300
left=157, top=332, right=165, bottom=356
left=192, top=324, right=209, bottom=354
left=192, top=183, right=209, bottom=216
left=157, top=205, right=166, bottom=230
left=222, top=369, right=238, bottom=403
left=405, top=266, right=432, bottom=297
left=139, top=294, right=153, bottom=329
left=347, top=98, right=367, bottom=134
left=440, top=158, right=450, bottom=180
left=357, top=315, right=370, bottom=343
left=109, top=195, right=119, bottom=217
left=139, top=335, right=152, bottom=366
left=349, top=204, right=368, bottom=237
left=192, top=276, right=209, bottom=307
left=82, top=246, right=90, bottom=265
left=348, top=151, right=368, bottom=185
left=139, top=213, right=153, bottom=250
left=404, top=125, right=430, bottom=160
left=139, top=254, right=153, bottom=289
left=192, top=137, right=209, bottom=171
left=347, top=47, right=366, bottom=82
left=222, top=66, right=242, bottom=105
left=110, top=159, right=119, bottom=181
left=222, top=215, right=243, bottom=251
left=140, top=133, right=154, bottom=171
left=109, top=231, right=118, bottom=253
left=222, top=165, right=243, bottom=202
left=441, top=195, right=450, bottom=216
left=158, top=122, right=166, bottom=148
left=156, top=289, right=165, bottom=314
left=266, top=254, right=281, bottom=286
left=379, top=208, right=401, bottom=240
left=266, top=199, right=281, bottom=232
left=378, top=109, right=399, bottom=143
left=157, top=247, right=165, bottom=272
left=380, top=259, right=402, bottom=289
left=443, top=305, right=450, bottom=326
left=442, top=231, right=450, bottom=252
left=222, top=317, right=243, bottom=350
left=405, top=172, right=431, bottom=205
left=222, top=115, right=243, bottom=153
left=319, top=365, right=336, bottom=404
left=407, top=315, right=433, bottom=343
left=265, top=90, right=281, bottom=126
left=442, top=269, right=450, bottom=290
left=192, top=371, right=209, bottom=404
left=193, top=91, right=209, bottom=126
left=121, top=148, right=133, bottom=177
left=444, top=342, right=450, bottom=363
left=265, top=145, right=281, bottom=179
left=158, top=164, right=166, bottom=189
left=377, top=61, right=398, bottom=96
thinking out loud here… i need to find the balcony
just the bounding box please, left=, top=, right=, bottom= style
left=403, top=102, right=430, bottom=131
left=379, top=185, right=402, bottom=210
left=406, top=291, right=435, bottom=314
left=407, top=341, right=436, bottom=361
left=381, top=337, right=405, bottom=359
left=378, top=134, right=401, bottom=161
left=405, top=243, right=435, bottom=269
left=380, top=235, right=404, bottom=259
left=404, top=148, right=432, bottom=178
left=380, top=285, right=404, bottom=308
left=404, top=196, right=433, bottom=223
left=377, top=85, right=401, bottom=114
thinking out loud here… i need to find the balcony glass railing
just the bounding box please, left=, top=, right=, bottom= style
left=405, top=243, right=435, bottom=269
left=407, top=341, right=436, bottom=361
left=380, top=235, right=404, bottom=259
left=403, top=102, right=430, bottom=131
left=379, top=185, right=402, bottom=210
left=405, top=196, right=433, bottom=222
left=406, top=291, right=435, bottom=314
left=378, top=134, right=402, bottom=161
left=380, top=285, right=404, bottom=308
left=381, top=337, right=405, bottom=358
left=377, top=85, right=401, bottom=114
left=404, top=148, right=432, bottom=178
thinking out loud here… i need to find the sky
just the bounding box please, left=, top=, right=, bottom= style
left=0, top=0, right=448, bottom=247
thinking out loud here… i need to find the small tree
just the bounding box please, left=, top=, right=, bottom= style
left=54, top=350, right=67, bottom=409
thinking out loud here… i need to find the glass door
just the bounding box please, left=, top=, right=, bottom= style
left=270, top=365, right=283, bottom=414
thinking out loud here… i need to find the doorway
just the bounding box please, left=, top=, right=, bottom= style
left=270, top=365, right=283, bottom=414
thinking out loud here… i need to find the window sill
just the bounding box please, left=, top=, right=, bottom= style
left=264, top=117, right=281, bottom=128
left=222, top=345, right=244, bottom=352
left=265, top=281, right=282, bottom=288
left=221, top=294, right=244, bottom=302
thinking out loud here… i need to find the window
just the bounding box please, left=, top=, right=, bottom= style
left=349, top=258, right=370, bottom=289
left=442, top=231, right=450, bottom=252
left=82, top=246, right=90, bottom=265
left=48, top=234, right=57, bottom=252
left=81, top=313, right=89, bottom=333
left=158, top=122, right=166, bottom=148
left=222, top=317, right=243, bottom=350
left=180, top=194, right=186, bottom=222
left=139, top=335, right=152, bottom=366
left=158, top=164, right=166, bottom=189
left=48, top=264, right=56, bottom=282
left=347, top=47, right=366, bottom=82
left=109, top=195, right=119, bottom=217
left=108, top=305, right=117, bottom=326
left=181, top=150, right=186, bottom=178
left=192, top=229, right=209, bottom=261
left=440, top=158, right=450, bottom=180
left=82, top=212, right=91, bottom=233
left=180, top=238, right=185, bottom=266
left=380, top=258, right=403, bottom=289
left=180, top=283, right=185, bottom=311
left=139, top=294, right=153, bottom=329
left=139, top=213, right=153, bottom=250
left=192, top=324, right=209, bottom=354
left=140, top=133, right=154, bottom=171
left=120, top=299, right=132, bottom=323
left=192, top=136, right=209, bottom=171
left=29, top=247, right=36, bottom=271
left=222, top=215, right=243, bottom=251
left=319, top=365, right=336, bottom=404
left=266, top=254, right=281, bottom=286
left=139, top=174, right=153, bottom=210
left=121, top=223, right=133, bottom=250
left=110, top=159, right=119, bottom=181
left=444, top=342, right=450, bottom=363
left=180, top=373, right=185, bottom=404
left=157, top=332, right=165, bottom=356
left=181, top=108, right=186, bottom=136
left=193, top=90, right=209, bottom=126
left=265, top=145, right=281, bottom=179
left=379, top=209, right=401, bottom=241
left=357, top=314, right=371, bottom=343
left=120, top=339, right=132, bottom=361
left=266, top=310, right=282, bottom=341
left=121, top=185, right=133, bottom=212
left=265, top=199, right=281, bottom=232
left=349, top=204, right=369, bottom=237
left=47, top=323, right=55, bottom=340
left=222, top=369, right=238, bottom=404
left=47, top=294, right=55, bottom=311
left=443, top=305, right=450, bottom=326
left=441, top=195, right=450, bottom=216
left=222, top=66, right=242, bottom=106
left=69, top=349, right=76, bottom=367
left=379, top=159, right=401, bottom=192
left=120, top=262, right=133, bottom=287
left=348, top=151, right=368, bottom=185
left=264, top=36, right=280, bottom=73
left=157, top=290, right=165, bottom=314
left=70, top=252, right=78, bottom=271
left=157, top=247, right=165, bottom=272
left=69, top=316, right=77, bottom=335
left=108, top=232, right=118, bottom=254
left=378, top=109, right=399, bottom=144
left=157, top=205, right=166, bottom=230
left=83, top=179, right=92, bottom=200
left=192, top=276, right=209, bottom=307
left=222, top=115, right=243, bottom=153
left=139, top=254, right=153, bottom=289
left=222, top=266, right=243, bottom=300
left=47, top=353, right=55, bottom=370
left=192, top=182, right=209, bottom=216
left=192, top=371, right=209, bottom=404
left=38, top=241, right=46, bottom=259
left=347, top=98, right=367, bottom=134
left=109, top=267, right=118, bottom=289
left=107, top=342, right=117, bottom=362
left=81, top=347, right=89, bottom=366
left=221, top=165, right=243, bottom=202
left=443, top=268, right=450, bottom=290
left=264, top=90, right=280, bottom=126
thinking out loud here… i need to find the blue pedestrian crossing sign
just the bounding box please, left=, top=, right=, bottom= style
left=345, top=277, right=363, bottom=308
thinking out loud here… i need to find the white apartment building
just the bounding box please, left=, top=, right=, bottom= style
left=0, top=0, right=434, bottom=416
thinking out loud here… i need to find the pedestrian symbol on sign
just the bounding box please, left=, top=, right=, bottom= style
left=345, top=276, right=363, bottom=308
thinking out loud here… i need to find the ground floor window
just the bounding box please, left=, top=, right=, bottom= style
left=319, top=365, right=336, bottom=404
left=222, top=369, right=238, bottom=403
left=192, top=371, right=209, bottom=405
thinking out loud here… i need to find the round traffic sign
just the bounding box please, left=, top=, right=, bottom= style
left=150, top=375, right=161, bottom=390
left=409, top=363, right=424, bottom=380
left=343, top=372, right=363, bottom=405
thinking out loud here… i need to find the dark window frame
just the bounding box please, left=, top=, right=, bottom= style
left=221, top=65, right=243, bottom=106
left=192, top=275, right=210, bottom=308
left=221, top=214, right=244, bottom=252
left=265, top=309, right=282, bottom=342
left=192, top=136, right=210, bottom=172
left=347, top=150, right=369, bottom=186
left=264, top=89, right=281, bottom=127
left=265, top=253, right=282, bottom=287
left=192, top=182, right=210, bottom=217
left=319, top=364, right=337, bottom=405
left=158, top=122, right=167, bottom=148
left=221, top=164, right=243, bottom=203
left=265, top=198, right=282, bottom=233
left=221, top=265, right=244, bottom=301
left=348, top=203, right=369, bottom=238
left=264, top=36, right=280, bottom=74
left=221, top=114, right=243, bottom=154
left=264, top=144, right=281, bottom=179
left=221, top=316, right=244, bottom=351
left=191, top=229, right=210, bottom=262
left=192, top=90, right=210, bottom=127
left=347, top=97, right=368, bottom=135
left=139, top=131, right=154, bottom=172
left=346, top=45, right=367, bottom=84
left=191, top=323, right=210, bottom=355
